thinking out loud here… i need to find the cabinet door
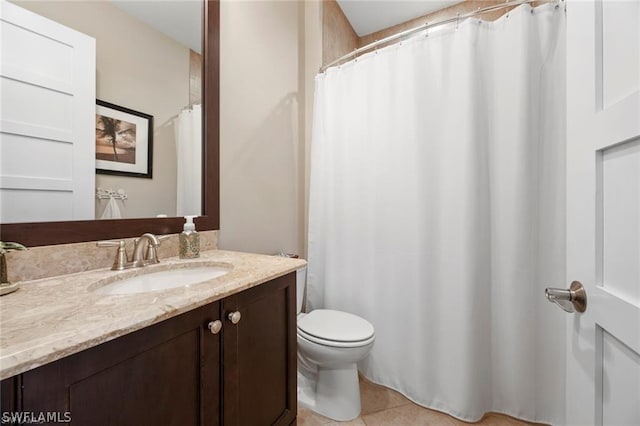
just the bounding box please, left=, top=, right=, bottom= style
left=20, top=301, right=221, bottom=426
left=222, top=273, right=297, bottom=426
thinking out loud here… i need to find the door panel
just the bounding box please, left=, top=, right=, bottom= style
left=598, top=0, right=639, bottom=108
left=596, top=329, right=640, bottom=426
left=566, top=0, right=640, bottom=425
left=600, top=140, right=640, bottom=306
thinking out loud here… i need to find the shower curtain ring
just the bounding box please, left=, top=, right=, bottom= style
left=456, top=13, right=460, bottom=30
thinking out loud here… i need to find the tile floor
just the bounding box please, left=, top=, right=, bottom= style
left=298, top=377, right=543, bottom=426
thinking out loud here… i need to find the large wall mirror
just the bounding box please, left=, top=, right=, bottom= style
left=0, top=0, right=219, bottom=246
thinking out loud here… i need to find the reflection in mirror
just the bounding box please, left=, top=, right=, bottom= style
left=1, top=0, right=203, bottom=223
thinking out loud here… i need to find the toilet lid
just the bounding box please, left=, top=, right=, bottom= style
left=297, top=309, right=375, bottom=343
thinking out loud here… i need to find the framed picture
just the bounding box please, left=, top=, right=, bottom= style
left=95, top=100, right=153, bottom=178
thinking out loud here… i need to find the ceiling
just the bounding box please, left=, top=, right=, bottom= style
left=110, top=1, right=462, bottom=53
left=336, top=0, right=461, bottom=37
left=111, top=0, right=202, bottom=54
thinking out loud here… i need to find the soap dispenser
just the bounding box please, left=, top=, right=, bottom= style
left=179, top=215, right=200, bottom=259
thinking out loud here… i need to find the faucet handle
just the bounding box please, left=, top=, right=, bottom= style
left=96, top=240, right=125, bottom=247
left=97, top=240, right=129, bottom=270
left=144, top=235, right=171, bottom=265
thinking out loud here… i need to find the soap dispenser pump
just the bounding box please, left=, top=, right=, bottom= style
left=179, top=215, right=200, bottom=259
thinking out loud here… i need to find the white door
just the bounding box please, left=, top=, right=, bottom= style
left=565, top=0, right=640, bottom=424
left=0, top=0, right=95, bottom=223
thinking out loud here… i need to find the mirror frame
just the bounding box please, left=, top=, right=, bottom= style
left=0, top=0, right=219, bottom=247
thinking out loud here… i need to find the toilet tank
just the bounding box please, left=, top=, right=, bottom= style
left=296, top=266, right=307, bottom=314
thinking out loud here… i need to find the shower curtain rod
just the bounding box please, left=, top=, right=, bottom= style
left=320, top=0, right=561, bottom=72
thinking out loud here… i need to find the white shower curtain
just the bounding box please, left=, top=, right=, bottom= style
left=175, top=104, right=202, bottom=216
left=307, top=4, right=565, bottom=423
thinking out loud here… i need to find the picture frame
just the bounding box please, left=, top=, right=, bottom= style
left=95, top=100, right=153, bottom=179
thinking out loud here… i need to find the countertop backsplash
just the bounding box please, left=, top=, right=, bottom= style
left=4, top=230, right=218, bottom=283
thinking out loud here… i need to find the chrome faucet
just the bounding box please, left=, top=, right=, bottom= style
left=97, top=233, right=165, bottom=271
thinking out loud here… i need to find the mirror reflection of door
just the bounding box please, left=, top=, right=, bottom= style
left=0, top=1, right=95, bottom=224
left=0, top=0, right=203, bottom=222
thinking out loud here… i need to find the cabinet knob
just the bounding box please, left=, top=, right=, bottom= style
left=228, top=311, right=241, bottom=324
left=207, top=320, right=222, bottom=334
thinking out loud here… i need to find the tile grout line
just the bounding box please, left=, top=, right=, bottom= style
left=360, top=398, right=413, bottom=417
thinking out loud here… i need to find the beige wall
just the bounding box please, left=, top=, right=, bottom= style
left=304, top=1, right=324, bottom=259
left=322, top=0, right=358, bottom=67
left=14, top=1, right=190, bottom=219
left=219, top=0, right=322, bottom=257
left=358, top=0, right=521, bottom=48
left=322, top=0, right=524, bottom=67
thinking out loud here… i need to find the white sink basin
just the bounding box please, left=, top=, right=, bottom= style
left=91, top=265, right=231, bottom=295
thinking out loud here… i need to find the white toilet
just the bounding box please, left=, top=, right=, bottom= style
left=296, top=267, right=375, bottom=421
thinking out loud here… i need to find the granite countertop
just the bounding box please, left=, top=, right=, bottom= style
left=0, top=249, right=306, bottom=380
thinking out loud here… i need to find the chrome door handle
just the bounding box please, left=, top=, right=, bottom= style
left=545, top=281, right=587, bottom=313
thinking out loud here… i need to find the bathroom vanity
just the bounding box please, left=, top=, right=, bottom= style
left=0, top=250, right=302, bottom=425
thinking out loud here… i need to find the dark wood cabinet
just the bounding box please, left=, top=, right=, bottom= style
left=0, top=273, right=296, bottom=425
left=222, top=273, right=297, bottom=426
left=14, top=301, right=220, bottom=426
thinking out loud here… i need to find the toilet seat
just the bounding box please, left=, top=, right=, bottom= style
left=298, top=327, right=375, bottom=348
left=297, top=309, right=375, bottom=348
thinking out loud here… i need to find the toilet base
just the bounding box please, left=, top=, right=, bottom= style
left=298, top=362, right=362, bottom=421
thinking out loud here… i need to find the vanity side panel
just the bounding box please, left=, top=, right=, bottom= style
left=20, top=301, right=221, bottom=426
left=222, top=273, right=296, bottom=426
